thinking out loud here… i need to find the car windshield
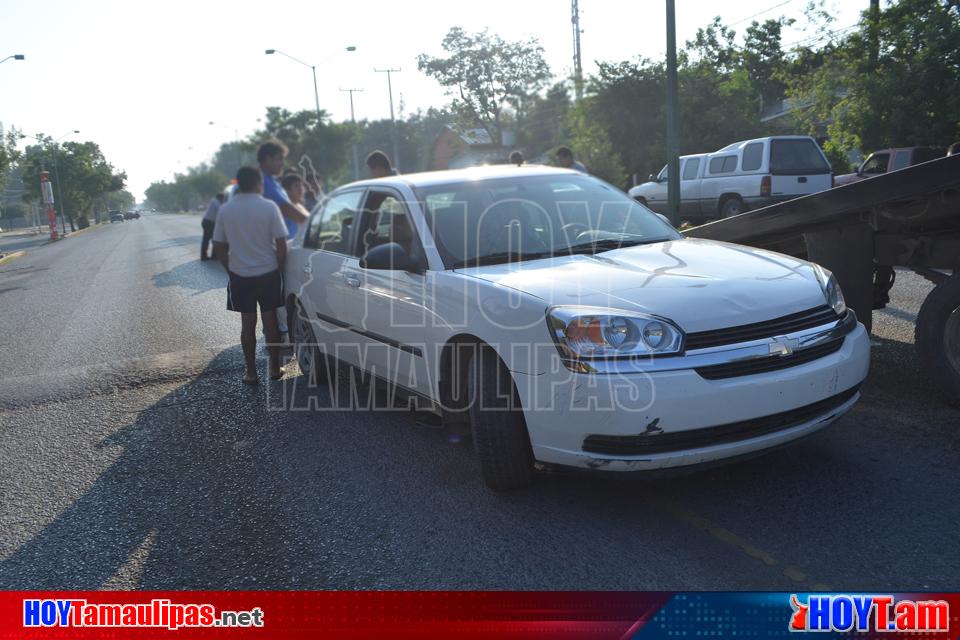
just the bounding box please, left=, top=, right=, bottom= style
left=416, top=174, right=681, bottom=268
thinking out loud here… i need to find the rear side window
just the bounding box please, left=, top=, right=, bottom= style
left=891, top=150, right=911, bottom=171
left=741, top=143, right=764, bottom=171
left=912, top=147, right=945, bottom=164
left=682, top=158, right=700, bottom=180
left=769, top=139, right=831, bottom=175
left=709, top=155, right=737, bottom=174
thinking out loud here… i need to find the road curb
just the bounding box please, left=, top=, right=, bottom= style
left=63, top=222, right=106, bottom=238
left=0, top=250, right=26, bottom=266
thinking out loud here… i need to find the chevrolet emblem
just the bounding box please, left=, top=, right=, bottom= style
left=769, top=336, right=800, bottom=356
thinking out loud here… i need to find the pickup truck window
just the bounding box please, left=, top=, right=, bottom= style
left=891, top=150, right=911, bottom=171
left=769, top=139, right=831, bottom=175
left=861, top=153, right=890, bottom=175
left=741, top=143, right=764, bottom=171
left=682, top=158, right=700, bottom=180
left=709, top=155, right=737, bottom=174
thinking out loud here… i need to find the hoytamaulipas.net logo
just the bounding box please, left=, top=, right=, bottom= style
left=789, top=594, right=949, bottom=633
left=23, top=598, right=264, bottom=630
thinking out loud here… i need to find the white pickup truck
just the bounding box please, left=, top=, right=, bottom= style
left=629, top=136, right=834, bottom=222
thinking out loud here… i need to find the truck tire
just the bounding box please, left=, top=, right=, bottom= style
left=719, top=196, right=746, bottom=218
left=915, top=274, right=960, bottom=408
left=467, top=345, right=535, bottom=491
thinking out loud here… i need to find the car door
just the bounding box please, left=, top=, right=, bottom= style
left=295, top=189, right=365, bottom=363
left=336, top=188, right=434, bottom=397
left=679, top=157, right=702, bottom=216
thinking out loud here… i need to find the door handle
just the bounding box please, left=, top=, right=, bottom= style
left=346, top=277, right=360, bottom=288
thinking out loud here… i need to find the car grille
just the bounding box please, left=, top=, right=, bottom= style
left=694, top=338, right=845, bottom=380
left=581, top=385, right=859, bottom=456
left=684, top=305, right=840, bottom=351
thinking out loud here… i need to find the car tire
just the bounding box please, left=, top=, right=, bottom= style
left=467, top=345, right=535, bottom=491
left=719, top=196, right=746, bottom=218
left=292, top=302, right=327, bottom=385
left=915, top=274, right=960, bottom=408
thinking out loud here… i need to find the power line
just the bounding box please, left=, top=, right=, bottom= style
left=728, top=0, right=797, bottom=27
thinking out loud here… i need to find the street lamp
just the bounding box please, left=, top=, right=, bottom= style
left=265, top=46, right=356, bottom=123
left=1, top=54, right=25, bottom=64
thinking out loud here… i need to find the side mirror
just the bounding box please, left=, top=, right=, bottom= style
left=360, top=242, right=417, bottom=272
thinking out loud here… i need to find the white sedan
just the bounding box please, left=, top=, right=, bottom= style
left=285, top=166, right=870, bottom=491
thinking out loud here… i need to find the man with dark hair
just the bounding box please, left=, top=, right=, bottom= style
left=212, top=166, right=289, bottom=384
left=281, top=173, right=306, bottom=209
left=200, top=192, right=225, bottom=260
left=257, top=139, right=309, bottom=240
left=366, top=150, right=394, bottom=178
left=555, top=146, right=588, bottom=173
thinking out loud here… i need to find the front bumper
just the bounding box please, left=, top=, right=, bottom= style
left=517, top=320, right=870, bottom=471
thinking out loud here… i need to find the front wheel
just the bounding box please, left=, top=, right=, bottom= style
left=916, top=274, right=960, bottom=408
left=292, top=302, right=327, bottom=385
left=467, top=345, right=535, bottom=491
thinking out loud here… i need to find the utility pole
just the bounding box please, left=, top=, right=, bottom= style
left=868, top=0, right=880, bottom=68
left=665, top=0, right=681, bottom=226
left=375, top=67, right=401, bottom=171
left=340, top=88, right=364, bottom=181
left=571, top=0, right=584, bottom=101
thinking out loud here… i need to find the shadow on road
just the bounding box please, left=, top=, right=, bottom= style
left=149, top=236, right=200, bottom=252
left=152, top=259, right=226, bottom=295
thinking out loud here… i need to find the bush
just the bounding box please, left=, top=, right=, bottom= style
left=77, top=216, right=90, bottom=229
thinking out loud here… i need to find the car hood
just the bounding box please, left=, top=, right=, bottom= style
left=834, top=172, right=863, bottom=186
left=453, top=238, right=829, bottom=333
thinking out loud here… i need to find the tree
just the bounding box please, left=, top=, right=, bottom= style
left=742, top=17, right=795, bottom=111
left=565, top=102, right=627, bottom=187
left=0, top=123, right=20, bottom=193
left=252, top=107, right=353, bottom=182
left=519, top=82, right=572, bottom=157
left=788, top=0, right=960, bottom=157
left=18, top=139, right=118, bottom=230
left=418, top=27, right=551, bottom=146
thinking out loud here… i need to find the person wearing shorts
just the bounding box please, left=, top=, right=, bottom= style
left=212, top=166, right=288, bottom=384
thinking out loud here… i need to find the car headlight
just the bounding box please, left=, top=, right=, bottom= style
left=547, top=307, right=685, bottom=360
left=813, top=265, right=847, bottom=316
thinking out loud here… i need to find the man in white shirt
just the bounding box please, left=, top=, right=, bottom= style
left=200, top=193, right=224, bottom=260
left=212, top=167, right=288, bottom=384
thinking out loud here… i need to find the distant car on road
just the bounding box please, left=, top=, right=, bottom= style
left=123, top=211, right=140, bottom=220
left=629, top=135, right=833, bottom=221
left=109, top=211, right=125, bottom=223
left=286, top=166, right=869, bottom=490
left=834, top=146, right=946, bottom=186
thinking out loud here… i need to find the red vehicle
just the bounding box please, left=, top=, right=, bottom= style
left=835, top=146, right=945, bottom=186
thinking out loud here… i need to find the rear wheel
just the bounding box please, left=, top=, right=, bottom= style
left=719, top=196, right=746, bottom=218
left=916, top=274, right=960, bottom=408
left=467, top=345, right=535, bottom=491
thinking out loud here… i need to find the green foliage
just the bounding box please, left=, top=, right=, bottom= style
left=788, top=0, right=960, bottom=156
left=253, top=107, right=353, bottom=181
left=18, top=139, right=118, bottom=222
left=564, top=102, right=627, bottom=187
left=0, top=123, right=21, bottom=193
left=418, top=27, right=551, bottom=146
left=0, top=201, right=29, bottom=221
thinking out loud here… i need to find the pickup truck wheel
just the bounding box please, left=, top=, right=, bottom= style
left=915, top=274, right=960, bottom=408
left=292, top=302, right=327, bottom=385
left=719, top=196, right=746, bottom=218
left=467, top=345, right=535, bottom=491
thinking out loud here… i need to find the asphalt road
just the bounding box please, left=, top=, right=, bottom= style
left=0, top=213, right=957, bottom=590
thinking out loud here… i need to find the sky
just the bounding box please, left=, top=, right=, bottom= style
left=0, top=0, right=861, bottom=199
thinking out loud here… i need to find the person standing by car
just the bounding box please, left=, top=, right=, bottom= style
left=555, top=146, right=588, bottom=173
left=200, top=193, right=225, bottom=260
left=212, top=167, right=288, bottom=384
left=257, top=140, right=309, bottom=240
left=281, top=174, right=307, bottom=226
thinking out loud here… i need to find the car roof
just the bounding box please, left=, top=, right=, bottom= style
left=337, top=164, right=586, bottom=191
left=716, top=135, right=816, bottom=152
